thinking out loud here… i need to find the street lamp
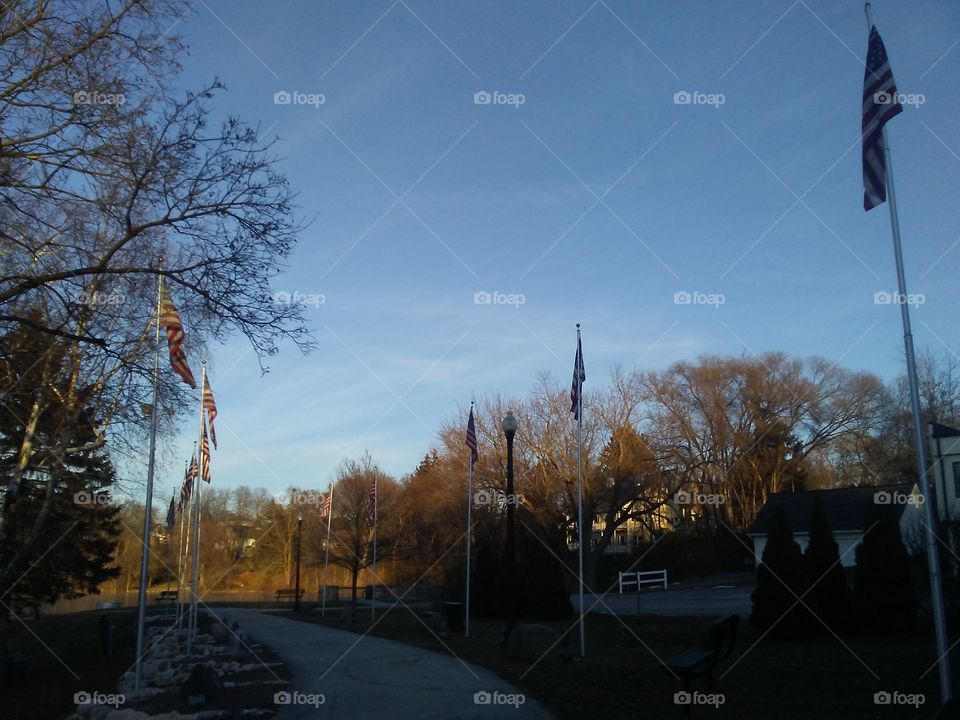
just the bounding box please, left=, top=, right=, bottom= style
left=293, top=515, right=303, bottom=611
left=501, top=411, right=517, bottom=645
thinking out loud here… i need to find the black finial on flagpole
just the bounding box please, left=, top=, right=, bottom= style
left=576, top=322, right=580, bottom=329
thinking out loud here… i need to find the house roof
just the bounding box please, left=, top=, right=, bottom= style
left=747, top=486, right=908, bottom=536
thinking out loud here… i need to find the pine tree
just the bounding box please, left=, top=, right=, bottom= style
left=854, top=503, right=917, bottom=633
left=803, top=498, right=853, bottom=634
left=751, top=504, right=810, bottom=639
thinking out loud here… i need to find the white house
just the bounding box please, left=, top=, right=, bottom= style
left=747, top=486, right=925, bottom=568
left=931, top=422, right=960, bottom=522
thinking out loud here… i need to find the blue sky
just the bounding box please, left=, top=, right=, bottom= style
left=145, top=0, right=959, bottom=501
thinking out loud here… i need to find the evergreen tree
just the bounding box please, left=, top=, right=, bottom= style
left=854, top=503, right=917, bottom=633
left=518, top=526, right=573, bottom=621
left=803, top=499, right=853, bottom=634
left=750, top=504, right=810, bottom=639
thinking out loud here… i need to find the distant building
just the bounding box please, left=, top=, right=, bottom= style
left=931, top=422, right=960, bottom=522
left=746, top=486, right=925, bottom=568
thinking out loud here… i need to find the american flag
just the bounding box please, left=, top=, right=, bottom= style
left=177, top=455, right=196, bottom=513
left=158, top=280, right=196, bottom=388
left=570, top=332, right=585, bottom=420
left=368, top=480, right=377, bottom=516
left=201, top=423, right=212, bottom=483
left=320, top=492, right=332, bottom=519
left=165, top=496, right=176, bottom=529
left=862, top=25, right=902, bottom=211
left=202, top=375, right=218, bottom=450
left=465, top=405, right=479, bottom=466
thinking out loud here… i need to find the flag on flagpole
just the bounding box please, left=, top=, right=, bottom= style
left=202, top=375, right=218, bottom=450
left=570, top=333, right=586, bottom=419
left=465, top=406, right=479, bottom=466
left=368, top=480, right=377, bottom=517
left=166, top=496, right=176, bottom=529
left=158, top=280, right=197, bottom=388
left=200, top=424, right=211, bottom=483
left=320, top=493, right=332, bottom=519
left=862, top=25, right=903, bottom=211
left=177, top=455, right=196, bottom=513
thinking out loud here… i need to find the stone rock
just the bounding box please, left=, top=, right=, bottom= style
left=507, top=624, right=570, bottom=665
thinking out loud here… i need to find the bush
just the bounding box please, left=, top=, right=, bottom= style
left=854, top=504, right=917, bottom=633
left=751, top=505, right=810, bottom=639
left=803, top=499, right=854, bottom=634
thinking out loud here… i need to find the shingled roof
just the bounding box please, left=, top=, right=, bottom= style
left=747, top=486, right=909, bottom=536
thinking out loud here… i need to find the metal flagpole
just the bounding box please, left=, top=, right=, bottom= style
left=175, top=465, right=186, bottom=630
left=575, top=324, right=586, bottom=658
left=133, top=275, right=163, bottom=696
left=187, top=365, right=207, bottom=653
left=466, top=402, right=475, bottom=639
left=371, top=475, right=378, bottom=624
left=865, top=3, right=951, bottom=702
left=322, top=483, right=334, bottom=617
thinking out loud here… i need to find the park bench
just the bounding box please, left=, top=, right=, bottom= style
left=618, top=569, right=668, bottom=593
left=275, top=588, right=305, bottom=603
left=153, top=590, right=178, bottom=606
left=665, top=614, right=739, bottom=716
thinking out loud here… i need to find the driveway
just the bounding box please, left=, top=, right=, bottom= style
left=215, top=608, right=553, bottom=719
left=577, top=572, right=754, bottom=618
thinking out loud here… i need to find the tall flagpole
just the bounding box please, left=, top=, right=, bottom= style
left=466, top=402, right=475, bottom=639
left=133, top=274, right=163, bottom=696
left=865, top=3, right=951, bottom=702
left=575, top=324, right=586, bottom=658
left=371, top=475, right=378, bottom=624
left=175, top=461, right=187, bottom=631
left=187, top=365, right=206, bottom=653
left=321, top=483, right=334, bottom=617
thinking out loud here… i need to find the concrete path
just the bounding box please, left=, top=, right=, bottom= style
left=216, top=608, right=553, bottom=719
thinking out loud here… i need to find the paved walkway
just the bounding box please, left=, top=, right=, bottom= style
left=216, top=608, right=553, bottom=719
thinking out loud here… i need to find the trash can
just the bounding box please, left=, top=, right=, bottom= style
left=441, top=602, right=465, bottom=633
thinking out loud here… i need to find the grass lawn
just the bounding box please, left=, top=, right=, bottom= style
left=286, top=605, right=939, bottom=719
left=3, top=608, right=138, bottom=720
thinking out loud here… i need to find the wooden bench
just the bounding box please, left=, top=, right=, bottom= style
left=154, top=590, right=178, bottom=606
left=666, top=614, right=739, bottom=716
left=275, top=588, right=305, bottom=603
left=618, top=569, right=668, bottom=593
